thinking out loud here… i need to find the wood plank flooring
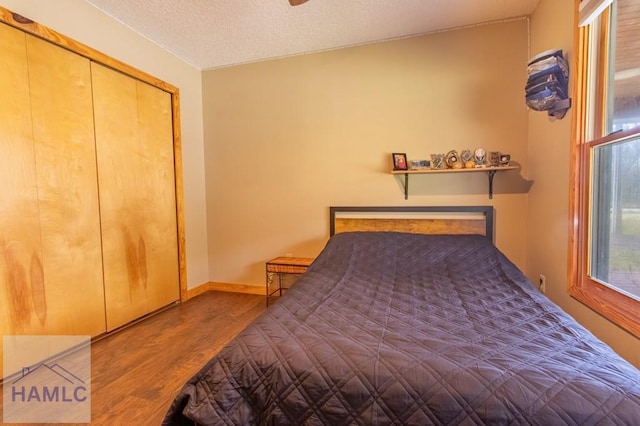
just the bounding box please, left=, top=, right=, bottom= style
left=0, top=291, right=266, bottom=425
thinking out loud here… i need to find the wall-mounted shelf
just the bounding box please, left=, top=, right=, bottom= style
left=391, top=165, right=519, bottom=199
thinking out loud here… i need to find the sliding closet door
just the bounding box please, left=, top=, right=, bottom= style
left=0, top=24, right=42, bottom=341
left=0, top=23, right=106, bottom=350
left=25, top=35, right=106, bottom=336
left=91, top=63, right=179, bottom=331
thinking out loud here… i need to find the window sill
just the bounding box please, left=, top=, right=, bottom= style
left=569, top=280, right=640, bottom=338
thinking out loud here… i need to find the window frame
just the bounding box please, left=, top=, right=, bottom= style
left=569, top=0, right=640, bottom=337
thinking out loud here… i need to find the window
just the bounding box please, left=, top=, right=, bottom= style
left=570, top=0, right=640, bottom=336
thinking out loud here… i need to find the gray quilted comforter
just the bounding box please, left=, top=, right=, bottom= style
left=164, top=232, right=640, bottom=425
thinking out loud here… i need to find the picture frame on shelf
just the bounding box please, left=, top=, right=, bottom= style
left=410, top=159, right=431, bottom=170
left=392, top=153, right=408, bottom=170
left=489, top=151, right=500, bottom=167
left=430, top=153, right=446, bottom=169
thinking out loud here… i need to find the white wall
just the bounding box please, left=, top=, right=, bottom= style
left=0, top=0, right=210, bottom=289
left=203, top=20, right=531, bottom=286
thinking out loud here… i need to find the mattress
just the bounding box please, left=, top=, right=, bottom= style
left=163, top=232, right=640, bottom=425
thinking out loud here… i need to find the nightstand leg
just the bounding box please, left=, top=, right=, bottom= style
left=266, top=271, right=275, bottom=306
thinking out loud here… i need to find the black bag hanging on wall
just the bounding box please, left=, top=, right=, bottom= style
left=525, top=49, right=572, bottom=119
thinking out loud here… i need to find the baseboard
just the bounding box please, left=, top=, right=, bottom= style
left=186, top=282, right=265, bottom=299
left=208, top=282, right=266, bottom=295
left=185, top=282, right=211, bottom=300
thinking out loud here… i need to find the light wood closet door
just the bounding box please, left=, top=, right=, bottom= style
left=0, top=24, right=42, bottom=340
left=91, top=63, right=180, bottom=331
left=0, top=23, right=106, bottom=344
left=25, top=35, right=106, bottom=336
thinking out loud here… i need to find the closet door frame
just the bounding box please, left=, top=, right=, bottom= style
left=0, top=7, right=188, bottom=302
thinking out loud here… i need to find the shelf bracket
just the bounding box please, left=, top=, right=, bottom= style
left=403, top=173, right=408, bottom=199
left=488, top=170, right=496, bottom=199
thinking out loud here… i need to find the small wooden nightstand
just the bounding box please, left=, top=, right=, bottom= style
left=265, top=257, right=314, bottom=306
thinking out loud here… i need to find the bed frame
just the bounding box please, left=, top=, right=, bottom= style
left=329, top=205, right=494, bottom=242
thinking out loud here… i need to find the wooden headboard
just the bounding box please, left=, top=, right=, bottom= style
left=329, top=206, right=494, bottom=242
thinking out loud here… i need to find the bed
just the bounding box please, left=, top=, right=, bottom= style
left=163, top=206, right=640, bottom=425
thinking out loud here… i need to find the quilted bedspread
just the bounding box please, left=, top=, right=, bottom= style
left=164, top=232, right=640, bottom=425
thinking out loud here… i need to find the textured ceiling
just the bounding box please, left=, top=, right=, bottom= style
left=83, top=0, right=541, bottom=70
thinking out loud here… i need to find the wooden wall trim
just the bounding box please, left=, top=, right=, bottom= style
left=186, top=282, right=266, bottom=300
left=0, top=7, right=176, bottom=93
left=185, top=283, right=212, bottom=300
left=172, top=91, right=188, bottom=301
left=0, top=6, right=188, bottom=303
left=568, top=0, right=587, bottom=299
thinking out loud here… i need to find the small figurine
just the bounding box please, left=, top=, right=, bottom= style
left=474, top=148, right=486, bottom=167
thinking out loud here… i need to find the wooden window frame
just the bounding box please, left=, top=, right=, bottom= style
left=569, top=0, right=640, bottom=337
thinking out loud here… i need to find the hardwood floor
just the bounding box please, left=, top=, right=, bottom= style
left=0, top=291, right=266, bottom=425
